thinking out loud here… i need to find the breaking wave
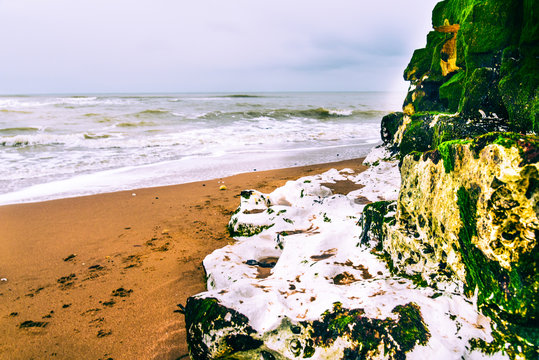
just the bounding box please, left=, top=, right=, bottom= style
left=0, top=134, right=77, bottom=147
left=116, top=121, right=157, bottom=127
left=0, top=127, right=40, bottom=134
left=218, top=94, right=266, bottom=98
left=197, top=108, right=384, bottom=120
left=133, top=109, right=171, bottom=117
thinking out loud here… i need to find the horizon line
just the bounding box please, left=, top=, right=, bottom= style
left=0, top=90, right=407, bottom=97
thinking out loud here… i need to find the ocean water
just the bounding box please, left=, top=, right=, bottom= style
left=0, top=92, right=402, bottom=205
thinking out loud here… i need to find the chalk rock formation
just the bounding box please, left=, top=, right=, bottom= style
left=184, top=152, right=505, bottom=359
left=184, top=0, right=538, bottom=358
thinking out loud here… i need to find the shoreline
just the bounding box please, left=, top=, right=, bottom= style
left=0, top=157, right=367, bottom=360
left=0, top=144, right=377, bottom=207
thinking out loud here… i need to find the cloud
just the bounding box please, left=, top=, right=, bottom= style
left=0, top=0, right=439, bottom=93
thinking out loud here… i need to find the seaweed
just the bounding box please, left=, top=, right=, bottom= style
left=227, top=213, right=275, bottom=238
left=437, top=139, right=470, bottom=172
left=184, top=297, right=261, bottom=359
left=358, top=201, right=396, bottom=248
left=306, top=302, right=430, bottom=359
left=456, top=186, right=539, bottom=357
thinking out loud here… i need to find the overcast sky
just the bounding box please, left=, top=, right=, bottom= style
left=0, top=0, right=439, bottom=94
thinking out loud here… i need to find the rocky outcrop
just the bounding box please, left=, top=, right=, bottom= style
left=184, top=1, right=538, bottom=359
left=184, top=152, right=504, bottom=359
left=400, top=0, right=538, bottom=131
left=382, top=0, right=538, bottom=159
left=376, top=0, right=539, bottom=357
left=383, top=134, right=538, bottom=358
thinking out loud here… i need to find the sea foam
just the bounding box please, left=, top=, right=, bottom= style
left=0, top=92, right=404, bottom=204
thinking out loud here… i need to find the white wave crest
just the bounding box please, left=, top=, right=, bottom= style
left=328, top=109, right=353, bottom=116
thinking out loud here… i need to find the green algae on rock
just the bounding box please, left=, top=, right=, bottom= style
left=307, top=301, right=430, bottom=359
left=185, top=298, right=431, bottom=360
left=227, top=191, right=276, bottom=237
left=185, top=297, right=264, bottom=359
left=184, top=154, right=504, bottom=359
left=358, top=200, right=396, bottom=247
left=383, top=135, right=538, bottom=356
left=380, top=111, right=507, bottom=160
left=394, top=0, right=538, bottom=133
left=184, top=0, right=538, bottom=358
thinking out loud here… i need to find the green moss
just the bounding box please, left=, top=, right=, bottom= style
left=403, top=30, right=450, bottom=82
left=224, top=334, right=263, bottom=353
left=307, top=302, right=430, bottom=359
left=404, top=0, right=538, bottom=135
left=439, top=71, right=465, bottom=112
left=456, top=186, right=539, bottom=351
left=460, top=67, right=507, bottom=119
left=462, top=1, right=521, bottom=54
left=407, top=273, right=430, bottom=288
left=373, top=248, right=433, bottom=289
left=359, top=201, right=396, bottom=248
left=431, top=0, right=475, bottom=28
left=499, top=45, right=539, bottom=133
left=437, top=139, right=471, bottom=173
left=431, top=0, right=520, bottom=53
left=241, top=190, right=254, bottom=199
left=399, top=117, right=434, bottom=158
left=403, top=48, right=432, bottom=82
left=380, top=112, right=404, bottom=145
left=390, top=303, right=431, bottom=352
left=184, top=297, right=261, bottom=359
left=433, top=133, right=538, bottom=174
left=470, top=132, right=539, bottom=165
left=521, top=0, right=539, bottom=46
left=409, top=151, right=423, bottom=162
left=429, top=32, right=454, bottom=81
left=228, top=222, right=274, bottom=237
left=303, top=343, right=315, bottom=358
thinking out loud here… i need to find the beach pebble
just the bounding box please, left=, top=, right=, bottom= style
left=219, top=185, right=227, bottom=190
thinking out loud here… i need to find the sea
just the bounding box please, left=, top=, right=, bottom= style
left=0, top=92, right=403, bottom=205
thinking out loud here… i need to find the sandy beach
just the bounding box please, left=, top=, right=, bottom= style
left=0, top=158, right=367, bottom=360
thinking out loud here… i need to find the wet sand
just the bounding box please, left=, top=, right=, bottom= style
left=0, top=158, right=367, bottom=360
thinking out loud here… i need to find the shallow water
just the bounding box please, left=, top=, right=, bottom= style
left=0, top=92, right=402, bottom=204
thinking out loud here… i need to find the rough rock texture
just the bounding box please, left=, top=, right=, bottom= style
left=184, top=1, right=538, bottom=359
left=184, top=153, right=503, bottom=359
left=384, top=134, right=538, bottom=358
left=382, top=0, right=538, bottom=159
left=401, top=0, right=538, bottom=132
left=377, top=0, right=539, bottom=357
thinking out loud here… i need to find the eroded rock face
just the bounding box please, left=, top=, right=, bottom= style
left=384, top=134, right=538, bottom=357
left=184, top=149, right=509, bottom=360
left=404, top=0, right=537, bottom=129
left=386, top=0, right=538, bottom=143
left=184, top=0, right=538, bottom=358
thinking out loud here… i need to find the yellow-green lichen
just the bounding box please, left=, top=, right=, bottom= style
left=384, top=136, right=538, bottom=357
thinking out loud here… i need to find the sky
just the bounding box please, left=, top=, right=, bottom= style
left=0, top=0, right=440, bottom=94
